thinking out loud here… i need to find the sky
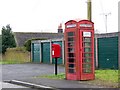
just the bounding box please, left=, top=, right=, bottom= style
left=0, top=0, right=120, bottom=34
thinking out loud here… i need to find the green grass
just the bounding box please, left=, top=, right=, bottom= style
left=0, top=60, right=27, bottom=64
left=37, top=73, right=65, bottom=80
left=95, top=70, right=118, bottom=83
left=37, top=70, right=118, bottom=82
left=36, top=70, right=119, bottom=87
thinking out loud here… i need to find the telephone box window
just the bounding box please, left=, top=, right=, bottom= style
left=67, top=32, right=76, bottom=74
left=68, top=48, right=74, bottom=52
left=84, top=42, right=91, bottom=47
left=84, top=58, right=91, bottom=63
left=68, top=58, right=75, bottom=63
left=69, top=69, right=74, bottom=73
left=68, top=32, right=75, bottom=36
left=83, top=69, right=92, bottom=73
left=84, top=53, right=91, bottom=57
left=84, top=38, right=91, bottom=42
left=68, top=42, right=74, bottom=47
left=69, top=64, right=75, bottom=68
left=68, top=53, right=75, bottom=57
left=84, top=48, right=91, bottom=52
left=83, top=64, right=91, bottom=68
left=68, top=38, right=74, bottom=42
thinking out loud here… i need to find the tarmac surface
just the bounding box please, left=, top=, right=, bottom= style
left=1, top=82, right=28, bottom=88
left=2, top=63, right=64, bottom=81
left=1, top=81, right=40, bottom=90
left=1, top=63, right=106, bottom=89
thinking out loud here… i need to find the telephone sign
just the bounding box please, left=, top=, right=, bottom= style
left=80, top=24, right=92, bottom=28
left=66, top=24, right=76, bottom=28
left=83, top=32, right=91, bottom=37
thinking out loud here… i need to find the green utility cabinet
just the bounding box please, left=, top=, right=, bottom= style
left=32, top=43, right=40, bottom=63
left=98, top=37, right=118, bottom=69
left=41, top=42, right=50, bottom=64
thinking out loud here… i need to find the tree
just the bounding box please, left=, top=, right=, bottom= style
left=2, top=24, right=16, bottom=54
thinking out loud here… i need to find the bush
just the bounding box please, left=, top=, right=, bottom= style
left=24, top=38, right=47, bottom=52
left=2, top=47, right=30, bottom=63
left=7, top=47, right=26, bottom=52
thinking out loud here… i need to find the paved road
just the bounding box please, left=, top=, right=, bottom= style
left=2, top=63, right=65, bottom=81
left=1, top=63, right=106, bottom=89
left=1, top=82, right=39, bottom=90
left=1, top=82, right=28, bottom=88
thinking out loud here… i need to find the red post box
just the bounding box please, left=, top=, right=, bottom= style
left=52, top=44, right=61, bottom=58
left=65, top=20, right=95, bottom=80
left=52, top=44, right=61, bottom=75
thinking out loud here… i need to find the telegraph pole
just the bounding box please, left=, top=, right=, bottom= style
left=87, top=0, right=92, bottom=21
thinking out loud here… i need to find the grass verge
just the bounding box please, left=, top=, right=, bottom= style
left=0, top=60, right=27, bottom=64
left=36, top=70, right=119, bottom=88
left=38, top=73, right=65, bottom=80
left=86, top=70, right=118, bottom=88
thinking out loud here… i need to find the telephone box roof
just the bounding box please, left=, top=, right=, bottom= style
left=65, top=19, right=94, bottom=25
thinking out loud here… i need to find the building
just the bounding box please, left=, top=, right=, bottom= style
left=14, top=32, right=64, bottom=47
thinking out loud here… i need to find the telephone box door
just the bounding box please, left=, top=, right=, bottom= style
left=65, top=20, right=78, bottom=80
left=79, top=20, right=95, bottom=80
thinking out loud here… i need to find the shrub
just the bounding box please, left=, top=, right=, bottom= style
left=2, top=47, right=30, bottom=63
left=24, top=38, right=47, bottom=52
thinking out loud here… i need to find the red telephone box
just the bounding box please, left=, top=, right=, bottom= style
left=65, top=20, right=95, bottom=80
